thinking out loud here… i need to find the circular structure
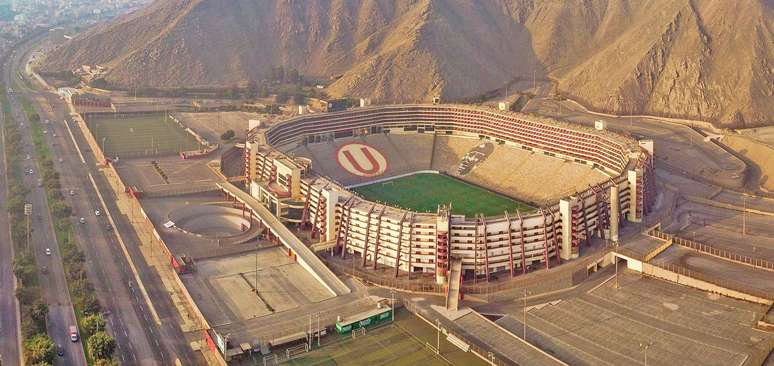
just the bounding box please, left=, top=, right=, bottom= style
left=168, top=204, right=251, bottom=239
left=245, top=104, right=655, bottom=281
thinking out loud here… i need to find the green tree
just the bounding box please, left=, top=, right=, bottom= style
left=275, top=92, right=289, bottom=104
left=30, top=301, right=48, bottom=325
left=50, top=201, right=71, bottom=219
left=87, top=331, right=116, bottom=360
left=29, top=113, right=40, bottom=123
left=94, top=358, right=119, bottom=366
left=220, top=129, right=236, bottom=141
left=258, top=83, right=270, bottom=98
left=246, top=79, right=258, bottom=98
left=292, top=94, right=305, bottom=105
left=23, top=334, right=56, bottom=364
left=81, top=314, right=106, bottom=336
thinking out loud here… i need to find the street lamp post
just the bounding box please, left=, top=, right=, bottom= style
left=523, top=288, right=530, bottom=341
left=639, top=341, right=652, bottom=366
left=24, top=203, right=32, bottom=250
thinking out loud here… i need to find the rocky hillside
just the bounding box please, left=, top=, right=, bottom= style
left=40, top=0, right=774, bottom=127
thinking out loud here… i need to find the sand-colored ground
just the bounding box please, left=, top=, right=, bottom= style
left=722, top=134, right=774, bottom=192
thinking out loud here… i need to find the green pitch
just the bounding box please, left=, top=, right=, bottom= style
left=353, top=173, right=533, bottom=217
left=86, top=114, right=202, bottom=157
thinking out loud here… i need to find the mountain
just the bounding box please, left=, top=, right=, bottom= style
left=40, top=0, right=774, bottom=127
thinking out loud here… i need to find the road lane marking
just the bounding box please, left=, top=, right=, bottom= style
left=87, top=172, right=161, bottom=325
left=62, top=119, right=85, bottom=164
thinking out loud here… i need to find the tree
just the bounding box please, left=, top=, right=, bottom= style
left=23, top=334, right=56, bottom=364
left=275, top=92, right=289, bottom=104
left=220, top=129, right=236, bottom=141
left=30, top=301, right=48, bottom=325
left=94, top=359, right=119, bottom=366
left=292, top=94, right=305, bottom=105
left=88, top=332, right=116, bottom=360
left=29, top=113, right=40, bottom=123
left=81, top=314, right=106, bottom=336
left=258, top=83, right=270, bottom=98
left=246, top=79, right=258, bottom=98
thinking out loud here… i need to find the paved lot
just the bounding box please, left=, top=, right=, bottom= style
left=653, top=245, right=774, bottom=295
left=499, top=272, right=773, bottom=366
left=114, top=155, right=222, bottom=194
left=184, top=248, right=334, bottom=325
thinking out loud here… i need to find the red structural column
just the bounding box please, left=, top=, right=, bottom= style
left=481, top=215, right=490, bottom=282
left=394, top=212, right=408, bottom=277
left=361, top=205, right=376, bottom=267
left=540, top=209, right=550, bottom=270
left=407, top=214, right=415, bottom=281
left=517, top=210, right=526, bottom=275
left=372, top=206, right=385, bottom=270
left=505, top=211, right=514, bottom=278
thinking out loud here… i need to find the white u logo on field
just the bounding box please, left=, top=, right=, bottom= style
left=336, top=143, right=388, bottom=177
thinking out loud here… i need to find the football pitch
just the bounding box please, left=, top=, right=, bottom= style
left=282, top=309, right=486, bottom=366
left=86, top=114, right=202, bottom=157
left=353, top=173, right=533, bottom=217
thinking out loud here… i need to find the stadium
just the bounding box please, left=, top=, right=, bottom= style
left=239, top=104, right=656, bottom=284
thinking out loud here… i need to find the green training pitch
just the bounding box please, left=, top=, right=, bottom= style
left=353, top=173, right=533, bottom=217
left=86, top=114, right=202, bottom=158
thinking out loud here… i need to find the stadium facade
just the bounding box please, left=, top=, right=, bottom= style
left=243, top=104, right=655, bottom=284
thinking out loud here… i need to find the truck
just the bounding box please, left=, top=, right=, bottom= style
left=69, top=325, right=79, bottom=342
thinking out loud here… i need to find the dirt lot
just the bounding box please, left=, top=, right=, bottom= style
left=174, top=111, right=267, bottom=142
left=721, top=134, right=774, bottom=192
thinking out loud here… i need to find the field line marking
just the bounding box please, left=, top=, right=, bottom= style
left=87, top=172, right=161, bottom=325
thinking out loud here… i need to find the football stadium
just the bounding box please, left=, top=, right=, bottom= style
left=231, top=104, right=656, bottom=284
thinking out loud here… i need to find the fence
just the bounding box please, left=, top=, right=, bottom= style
left=648, top=228, right=774, bottom=271
left=646, top=261, right=774, bottom=302
left=323, top=248, right=610, bottom=303
left=403, top=298, right=504, bottom=366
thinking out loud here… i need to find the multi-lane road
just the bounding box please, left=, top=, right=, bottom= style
left=3, top=33, right=199, bottom=365
left=2, top=35, right=88, bottom=365
left=0, top=61, right=21, bottom=366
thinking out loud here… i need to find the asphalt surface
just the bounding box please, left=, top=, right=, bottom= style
left=16, top=43, right=201, bottom=364
left=0, top=33, right=196, bottom=365
left=3, top=43, right=87, bottom=365
left=0, top=66, right=21, bottom=366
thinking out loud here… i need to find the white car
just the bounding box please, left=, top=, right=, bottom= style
left=45, top=248, right=51, bottom=256
left=69, top=189, right=75, bottom=196
left=95, top=210, right=101, bottom=216
left=79, top=217, right=86, bottom=224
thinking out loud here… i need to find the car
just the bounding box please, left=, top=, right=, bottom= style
left=95, top=210, right=101, bottom=216
left=106, top=224, right=113, bottom=231
left=79, top=217, right=86, bottom=224
left=69, top=189, right=75, bottom=196
left=25, top=154, right=30, bottom=160
left=41, top=266, right=48, bottom=274
left=69, top=326, right=79, bottom=342
left=43, top=130, right=47, bottom=134
left=53, top=133, right=57, bottom=137
left=57, top=344, right=64, bottom=356
left=45, top=248, right=51, bottom=256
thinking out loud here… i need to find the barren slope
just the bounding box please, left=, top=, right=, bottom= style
left=40, top=0, right=774, bottom=127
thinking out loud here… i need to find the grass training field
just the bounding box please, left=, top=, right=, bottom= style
left=282, top=309, right=486, bottom=366
left=353, top=173, right=533, bottom=216
left=86, top=114, right=202, bottom=157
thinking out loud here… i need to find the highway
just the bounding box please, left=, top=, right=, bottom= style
left=3, top=45, right=87, bottom=364
left=10, top=33, right=201, bottom=364
left=0, top=63, right=21, bottom=366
